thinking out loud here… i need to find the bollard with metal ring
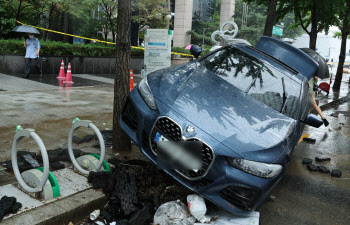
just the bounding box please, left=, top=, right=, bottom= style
left=11, top=125, right=50, bottom=193
left=68, top=118, right=106, bottom=175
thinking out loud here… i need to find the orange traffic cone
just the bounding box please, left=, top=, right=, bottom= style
left=64, top=63, right=74, bottom=84
left=57, top=60, right=65, bottom=80
left=130, top=69, right=134, bottom=91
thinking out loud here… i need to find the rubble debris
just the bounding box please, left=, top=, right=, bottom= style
left=331, top=170, right=342, bottom=178
left=17, top=150, right=36, bottom=158
left=153, top=200, right=196, bottom=225
left=317, top=166, right=330, bottom=173
left=315, top=156, right=331, bottom=162
left=87, top=159, right=193, bottom=224
left=45, top=148, right=87, bottom=162
left=307, top=164, right=319, bottom=172
left=73, top=134, right=95, bottom=144
left=1, top=152, right=40, bottom=172
left=94, top=130, right=113, bottom=148
left=107, top=157, right=123, bottom=166
left=88, top=171, right=112, bottom=191
left=302, top=158, right=313, bottom=165
left=50, top=161, right=65, bottom=170
left=0, top=196, right=22, bottom=221
left=303, top=138, right=316, bottom=143
left=128, top=204, right=153, bottom=225
left=11, top=202, right=22, bottom=214
left=22, top=154, right=40, bottom=168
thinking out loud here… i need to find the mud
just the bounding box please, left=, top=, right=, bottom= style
left=0, top=196, right=22, bottom=221
left=86, top=159, right=194, bottom=224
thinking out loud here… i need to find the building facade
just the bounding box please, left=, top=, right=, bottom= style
left=173, top=0, right=235, bottom=47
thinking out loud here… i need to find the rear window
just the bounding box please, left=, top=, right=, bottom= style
left=201, top=46, right=301, bottom=119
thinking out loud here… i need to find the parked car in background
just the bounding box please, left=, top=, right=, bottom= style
left=120, top=37, right=324, bottom=215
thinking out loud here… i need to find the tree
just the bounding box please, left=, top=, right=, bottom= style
left=131, top=0, right=170, bottom=46
left=113, top=0, right=131, bottom=152
left=245, top=0, right=278, bottom=36
left=263, top=0, right=278, bottom=36
left=278, top=0, right=336, bottom=50
left=100, top=0, right=118, bottom=42
left=187, top=10, right=221, bottom=46
left=333, top=1, right=350, bottom=90
left=234, top=0, right=267, bottom=45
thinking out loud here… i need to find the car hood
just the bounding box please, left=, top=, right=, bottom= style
left=148, top=62, right=296, bottom=160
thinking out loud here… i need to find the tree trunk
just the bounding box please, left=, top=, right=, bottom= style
left=309, top=0, right=318, bottom=50
left=334, top=33, right=350, bottom=90
left=0, top=17, right=3, bottom=40
left=113, top=0, right=131, bottom=152
left=333, top=31, right=347, bottom=90
left=309, top=30, right=317, bottom=51
left=112, top=31, right=116, bottom=43
left=263, top=0, right=278, bottom=36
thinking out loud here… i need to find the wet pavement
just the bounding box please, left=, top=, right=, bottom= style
left=0, top=71, right=349, bottom=225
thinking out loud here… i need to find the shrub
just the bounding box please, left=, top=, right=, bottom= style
left=0, top=39, right=191, bottom=57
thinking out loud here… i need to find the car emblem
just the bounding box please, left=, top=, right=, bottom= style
left=185, top=125, right=195, bottom=134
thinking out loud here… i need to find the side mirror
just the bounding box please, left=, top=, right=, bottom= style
left=301, top=114, right=323, bottom=128
left=190, top=45, right=202, bottom=58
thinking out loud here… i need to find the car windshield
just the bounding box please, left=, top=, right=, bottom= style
left=200, top=46, right=301, bottom=119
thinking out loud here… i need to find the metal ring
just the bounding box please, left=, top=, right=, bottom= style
left=11, top=129, right=49, bottom=193
left=68, top=120, right=105, bottom=175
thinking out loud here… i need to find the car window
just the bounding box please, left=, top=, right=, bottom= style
left=201, top=46, right=301, bottom=119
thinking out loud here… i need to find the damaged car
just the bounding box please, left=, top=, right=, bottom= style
left=120, top=36, right=324, bottom=215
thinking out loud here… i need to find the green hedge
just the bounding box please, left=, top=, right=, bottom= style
left=0, top=39, right=193, bottom=57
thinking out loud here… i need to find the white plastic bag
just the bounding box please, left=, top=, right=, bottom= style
left=187, top=194, right=207, bottom=221
left=153, top=200, right=196, bottom=225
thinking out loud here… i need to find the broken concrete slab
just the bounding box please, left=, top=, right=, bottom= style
left=302, top=158, right=313, bottom=165
left=73, top=134, right=94, bottom=144
left=331, top=170, right=342, bottom=178
left=317, top=166, right=330, bottom=173
left=307, top=164, right=319, bottom=172
left=315, top=156, right=331, bottom=162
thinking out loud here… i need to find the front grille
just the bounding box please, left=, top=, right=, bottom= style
left=219, top=185, right=261, bottom=210
left=122, top=98, right=138, bottom=132
left=177, top=138, right=214, bottom=179
left=150, top=117, right=215, bottom=180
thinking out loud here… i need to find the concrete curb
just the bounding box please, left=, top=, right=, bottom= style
left=2, top=189, right=107, bottom=225
left=320, top=94, right=350, bottom=111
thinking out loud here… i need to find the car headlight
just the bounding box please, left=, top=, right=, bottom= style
left=227, top=157, right=282, bottom=179
left=138, top=77, right=157, bottom=110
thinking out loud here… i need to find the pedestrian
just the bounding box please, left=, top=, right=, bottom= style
left=23, top=33, right=41, bottom=78
left=309, top=76, right=329, bottom=126
left=141, top=41, right=145, bottom=47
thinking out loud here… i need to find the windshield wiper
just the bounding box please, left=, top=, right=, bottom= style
left=280, top=77, right=288, bottom=113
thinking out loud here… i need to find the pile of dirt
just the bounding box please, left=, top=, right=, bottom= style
left=0, top=196, right=22, bottom=221
left=86, top=158, right=194, bottom=224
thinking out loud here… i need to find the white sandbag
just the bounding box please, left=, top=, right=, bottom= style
left=154, top=200, right=196, bottom=225
left=187, top=194, right=207, bottom=221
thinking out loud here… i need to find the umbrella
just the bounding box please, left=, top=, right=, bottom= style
left=12, top=25, right=40, bottom=34
left=185, top=44, right=192, bottom=50
left=300, top=48, right=329, bottom=79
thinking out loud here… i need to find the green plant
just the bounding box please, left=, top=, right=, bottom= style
left=0, top=39, right=191, bottom=57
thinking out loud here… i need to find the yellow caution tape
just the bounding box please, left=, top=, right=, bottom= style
left=17, top=21, right=193, bottom=57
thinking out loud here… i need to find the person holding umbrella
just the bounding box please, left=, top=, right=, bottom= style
left=23, top=33, right=41, bottom=78
left=12, top=25, right=42, bottom=78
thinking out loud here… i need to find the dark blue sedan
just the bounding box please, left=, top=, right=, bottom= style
left=120, top=37, right=324, bottom=215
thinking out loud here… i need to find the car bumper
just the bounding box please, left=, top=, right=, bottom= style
left=120, top=89, right=284, bottom=216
